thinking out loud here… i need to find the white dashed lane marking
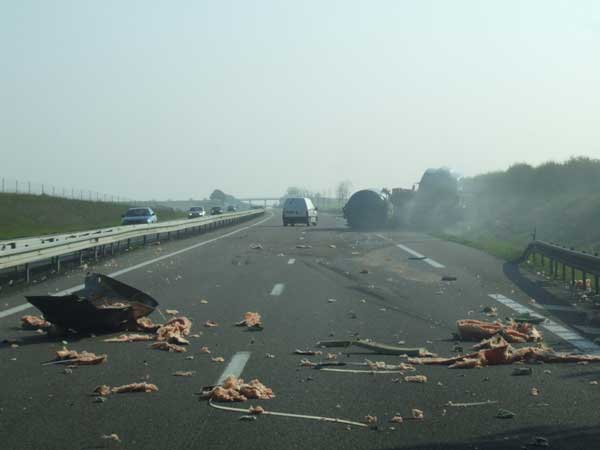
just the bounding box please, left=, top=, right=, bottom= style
left=489, top=294, right=600, bottom=353
left=215, top=352, right=251, bottom=385
left=270, top=283, right=285, bottom=296
left=375, top=234, right=445, bottom=269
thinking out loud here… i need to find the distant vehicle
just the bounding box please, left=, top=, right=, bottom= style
left=226, top=205, right=236, bottom=212
left=282, top=197, right=318, bottom=227
left=188, top=206, right=206, bottom=218
left=210, top=206, right=223, bottom=215
left=121, top=207, right=157, bottom=225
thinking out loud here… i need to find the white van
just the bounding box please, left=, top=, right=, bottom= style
left=282, top=197, right=318, bottom=226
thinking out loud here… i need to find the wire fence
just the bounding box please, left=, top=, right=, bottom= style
left=0, top=176, right=136, bottom=204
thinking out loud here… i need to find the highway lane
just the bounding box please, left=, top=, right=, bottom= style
left=1, top=212, right=600, bottom=450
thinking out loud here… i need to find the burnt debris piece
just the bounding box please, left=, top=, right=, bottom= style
left=26, top=273, right=158, bottom=333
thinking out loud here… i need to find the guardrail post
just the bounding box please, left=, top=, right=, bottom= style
left=25, top=263, right=30, bottom=283
left=596, top=275, right=599, bottom=295
left=94, top=246, right=99, bottom=261
left=79, top=250, right=84, bottom=266
left=561, top=263, right=565, bottom=281
left=571, top=267, right=575, bottom=286
left=143, top=235, right=147, bottom=245
left=56, top=256, right=61, bottom=273
left=583, top=271, right=587, bottom=291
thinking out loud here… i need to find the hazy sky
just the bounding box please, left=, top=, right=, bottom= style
left=2, top=1, right=599, bottom=200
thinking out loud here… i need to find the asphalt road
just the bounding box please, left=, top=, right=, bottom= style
left=1, top=211, right=600, bottom=450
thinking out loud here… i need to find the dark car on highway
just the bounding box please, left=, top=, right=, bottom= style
left=210, top=206, right=223, bottom=215
left=226, top=205, right=236, bottom=212
left=121, top=207, right=157, bottom=225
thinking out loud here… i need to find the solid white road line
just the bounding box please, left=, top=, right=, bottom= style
left=270, top=283, right=285, bottom=296
left=489, top=293, right=600, bottom=353
left=287, top=258, right=295, bottom=265
left=0, top=213, right=274, bottom=320
left=216, top=351, right=251, bottom=385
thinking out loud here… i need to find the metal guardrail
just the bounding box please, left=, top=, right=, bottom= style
left=0, top=209, right=265, bottom=278
left=522, top=240, right=600, bottom=293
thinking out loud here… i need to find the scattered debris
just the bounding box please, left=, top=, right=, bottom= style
left=360, top=269, right=370, bottom=274
left=209, top=400, right=367, bottom=427
left=212, top=357, right=225, bottom=363
left=235, top=312, right=263, bottom=330
left=111, top=382, right=159, bottom=394
left=294, top=349, right=323, bottom=356
left=446, top=400, right=498, bottom=407
left=441, top=276, right=457, bottom=282
left=249, top=405, right=265, bottom=415
left=204, top=320, right=219, bottom=328
left=150, top=341, right=186, bottom=353
left=172, top=371, right=194, bottom=377
left=411, top=409, right=424, bottom=420
left=327, top=298, right=337, bottom=303
left=389, top=416, right=403, bottom=423
left=316, top=338, right=432, bottom=357
left=199, top=346, right=211, bottom=354
left=408, top=256, right=427, bottom=260
left=200, top=299, right=209, bottom=304
left=512, top=367, right=533, bottom=376
left=156, top=316, right=192, bottom=344
left=404, top=375, right=428, bottom=383
left=496, top=408, right=515, bottom=419
left=513, top=312, right=546, bottom=324
left=51, top=347, right=107, bottom=366
left=410, top=343, right=600, bottom=369
left=94, top=385, right=111, bottom=397
left=481, top=306, right=498, bottom=317
left=21, top=315, right=51, bottom=330
left=329, top=244, right=337, bottom=248
left=101, top=434, right=121, bottom=443
left=296, top=244, right=312, bottom=249
left=165, top=309, right=179, bottom=315
left=457, top=319, right=542, bottom=343
left=265, top=353, right=275, bottom=359
left=250, top=244, right=263, bottom=250
left=26, top=273, right=158, bottom=332
left=530, top=387, right=540, bottom=396
left=136, top=317, right=162, bottom=333
left=103, top=334, right=155, bottom=343
left=364, top=415, right=378, bottom=425
left=529, top=436, right=550, bottom=447
left=202, top=375, right=274, bottom=402
left=239, top=415, right=257, bottom=421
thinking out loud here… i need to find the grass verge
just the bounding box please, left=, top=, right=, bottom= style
left=0, top=193, right=186, bottom=239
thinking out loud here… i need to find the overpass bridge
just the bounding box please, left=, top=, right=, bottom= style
left=237, top=197, right=281, bottom=208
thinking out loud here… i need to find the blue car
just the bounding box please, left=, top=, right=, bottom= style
left=121, top=207, right=157, bottom=225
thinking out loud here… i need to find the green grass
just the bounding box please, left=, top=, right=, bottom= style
left=0, top=193, right=186, bottom=239
left=433, top=232, right=524, bottom=261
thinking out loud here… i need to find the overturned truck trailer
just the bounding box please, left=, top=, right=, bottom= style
left=343, top=189, right=391, bottom=229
